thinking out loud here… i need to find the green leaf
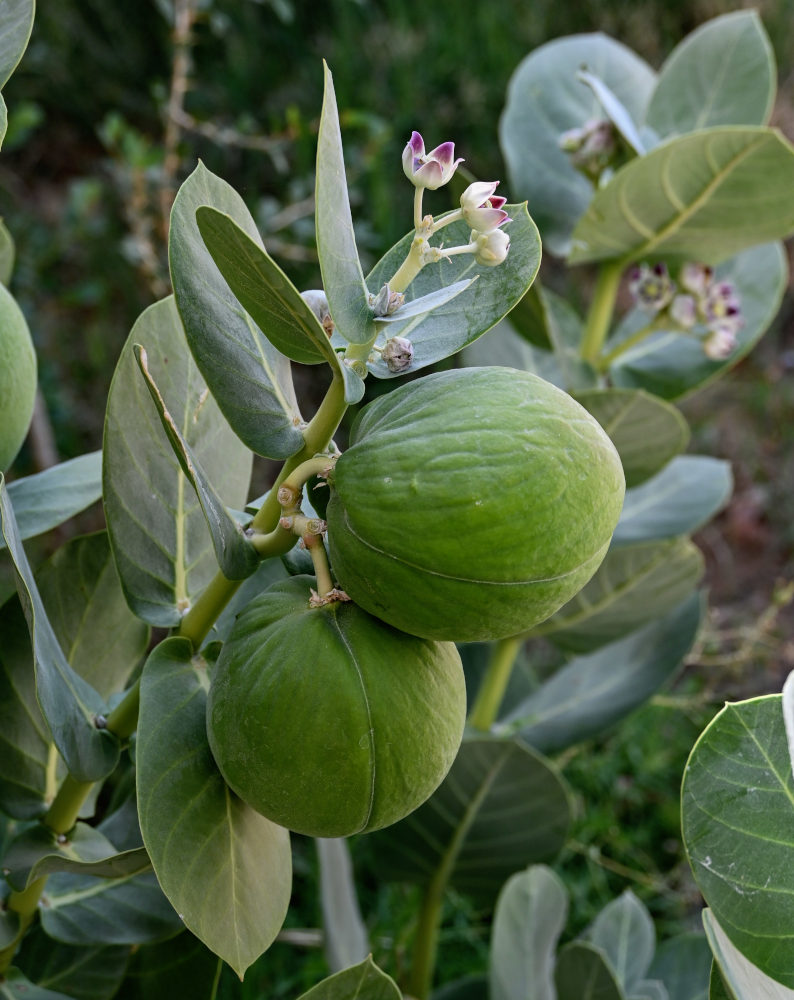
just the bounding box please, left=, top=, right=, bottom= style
left=0, top=969, right=73, bottom=1000
left=630, top=982, right=668, bottom=1000
left=169, top=162, right=305, bottom=457
left=535, top=539, right=704, bottom=653
left=132, top=345, right=259, bottom=581
left=296, top=956, right=402, bottom=1000
left=610, top=242, right=787, bottom=400
left=710, top=965, right=734, bottom=1000
left=575, top=388, right=689, bottom=488
left=461, top=319, right=539, bottom=373
left=703, top=910, right=794, bottom=1000
left=365, top=203, right=540, bottom=376
left=498, top=593, right=703, bottom=754
left=195, top=205, right=340, bottom=367
left=103, top=297, right=253, bottom=626
left=682, top=696, right=794, bottom=988
left=646, top=12, right=775, bottom=139
left=555, top=941, right=626, bottom=1000
left=369, top=735, right=572, bottom=905
left=587, top=891, right=655, bottom=993
left=647, top=933, right=712, bottom=1000
left=0, top=217, right=15, bottom=283
left=432, top=976, right=490, bottom=1000
left=4, top=822, right=150, bottom=891
left=0, top=594, right=50, bottom=818
left=0, top=0, right=33, bottom=87
left=316, top=63, right=373, bottom=346
left=36, top=533, right=149, bottom=699
left=490, top=865, right=568, bottom=1000
left=577, top=69, right=647, bottom=155
left=569, top=128, right=794, bottom=266
left=16, top=927, right=129, bottom=1000
left=500, top=33, right=656, bottom=256
left=136, top=637, right=291, bottom=977
left=613, top=456, right=732, bottom=548
left=2, top=452, right=103, bottom=548
left=783, top=671, right=794, bottom=780
left=316, top=838, right=368, bottom=973
left=40, top=870, right=183, bottom=946
left=113, top=933, right=222, bottom=1000
left=0, top=478, right=119, bottom=783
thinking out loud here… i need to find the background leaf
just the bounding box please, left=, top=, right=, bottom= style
left=645, top=12, right=775, bottom=139
left=586, top=891, right=655, bottom=993
left=569, top=128, right=794, bottom=265
left=612, top=456, right=732, bottom=547
left=500, top=33, right=656, bottom=256
left=103, top=297, right=253, bottom=626
left=0, top=0, right=34, bottom=87
left=703, top=910, right=794, bottom=1000
left=498, top=593, right=703, bottom=753
left=647, top=933, right=712, bottom=1000
left=15, top=927, right=129, bottom=1000
left=136, top=637, right=291, bottom=977
left=682, top=696, right=794, bottom=988
left=554, top=941, right=626, bottom=1000
left=369, top=735, right=571, bottom=906
left=169, top=162, right=305, bottom=457
left=316, top=838, right=369, bottom=974
left=490, top=864, right=568, bottom=1000
left=113, top=933, right=222, bottom=1000
left=296, top=957, right=401, bottom=1000
left=0, top=969, right=73, bottom=1000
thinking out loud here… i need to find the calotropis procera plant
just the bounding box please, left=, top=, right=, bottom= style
left=1, top=7, right=794, bottom=1000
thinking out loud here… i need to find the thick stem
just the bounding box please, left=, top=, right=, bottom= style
left=580, top=261, right=624, bottom=364
left=304, top=534, right=334, bottom=596
left=467, top=635, right=523, bottom=732
left=387, top=236, right=427, bottom=294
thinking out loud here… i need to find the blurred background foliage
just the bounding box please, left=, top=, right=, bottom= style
left=3, top=1, right=794, bottom=992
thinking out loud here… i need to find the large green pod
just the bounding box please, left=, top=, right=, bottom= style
left=327, top=367, right=625, bottom=642
left=206, top=576, right=466, bottom=838
left=0, top=284, right=36, bottom=471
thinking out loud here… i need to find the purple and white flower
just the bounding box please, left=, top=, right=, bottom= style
left=459, top=181, right=510, bottom=233
left=402, top=132, right=463, bottom=190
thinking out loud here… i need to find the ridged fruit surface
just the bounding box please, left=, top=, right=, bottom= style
left=0, top=284, right=36, bottom=472
left=206, top=576, right=466, bottom=838
left=327, top=366, right=625, bottom=641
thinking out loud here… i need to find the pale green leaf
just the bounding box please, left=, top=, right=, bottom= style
left=587, top=891, right=655, bottom=992
left=682, top=697, right=794, bottom=987
left=703, top=910, right=794, bottom=1000
left=0, top=217, right=14, bottom=283
left=169, top=162, right=304, bottom=458
left=578, top=69, right=646, bottom=154
left=296, top=956, right=401, bottom=1000
left=491, top=865, right=568, bottom=1000
left=0, top=969, right=73, bottom=1000
left=646, top=12, right=775, bottom=139
left=136, top=637, right=291, bottom=977
left=555, top=941, right=626, bottom=1000
left=575, top=388, right=689, bottom=488
left=0, top=0, right=33, bottom=87
left=316, top=838, right=368, bottom=973
left=570, top=128, right=794, bottom=265
left=783, top=671, right=794, bottom=781
left=500, top=33, right=656, bottom=256
left=103, top=297, right=253, bottom=626
left=316, top=63, right=373, bottom=346
left=648, top=933, right=712, bottom=1000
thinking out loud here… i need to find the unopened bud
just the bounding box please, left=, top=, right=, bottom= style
left=370, top=283, right=406, bottom=317
left=301, top=289, right=334, bottom=336
left=472, top=228, right=510, bottom=267
left=382, top=336, right=414, bottom=372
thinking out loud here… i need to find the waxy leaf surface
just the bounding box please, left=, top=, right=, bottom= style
left=316, top=838, right=369, bottom=973
left=683, top=697, right=794, bottom=988
left=570, top=128, right=794, bottom=265
left=170, top=162, right=304, bottom=457
left=703, top=910, right=794, bottom=1000
left=647, top=933, right=713, bottom=1000
left=500, top=33, right=656, bottom=256
left=554, top=942, right=625, bottom=1000
left=0, top=0, right=33, bottom=87
left=587, top=891, right=655, bottom=993
left=296, top=956, right=401, bottom=1000
left=136, top=637, right=291, bottom=977
left=103, top=297, right=252, bottom=626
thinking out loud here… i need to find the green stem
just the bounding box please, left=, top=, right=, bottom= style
left=580, top=260, right=624, bottom=364
left=468, top=635, right=523, bottom=731
left=597, top=318, right=662, bottom=371
left=304, top=535, right=334, bottom=596
left=408, top=866, right=447, bottom=1000
left=387, top=236, right=427, bottom=294
left=413, top=187, right=424, bottom=231
left=44, top=774, right=95, bottom=835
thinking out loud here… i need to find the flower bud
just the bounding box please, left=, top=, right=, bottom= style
left=679, top=262, right=714, bottom=298
left=669, top=294, right=697, bottom=329
left=558, top=119, right=616, bottom=180
left=402, top=131, right=463, bottom=190
left=703, top=326, right=738, bottom=360
left=370, top=283, right=406, bottom=317
left=301, top=289, right=334, bottom=336
left=459, top=181, right=510, bottom=233
left=472, top=228, right=510, bottom=267
left=382, top=336, right=414, bottom=372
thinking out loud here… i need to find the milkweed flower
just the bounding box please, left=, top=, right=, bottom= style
left=459, top=181, right=510, bottom=233
left=472, top=228, right=510, bottom=267
left=402, top=132, right=463, bottom=190
left=628, top=263, right=675, bottom=312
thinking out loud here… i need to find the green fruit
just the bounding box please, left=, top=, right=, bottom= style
left=327, top=367, right=625, bottom=642
left=0, top=283, right=36, bottom=472
left=206, top=576, right=466, bottom=838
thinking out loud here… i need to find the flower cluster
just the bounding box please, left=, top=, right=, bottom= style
left=628, top=261, right=743, bottom=360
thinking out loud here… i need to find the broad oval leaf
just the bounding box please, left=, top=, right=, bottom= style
left=554, top=941, right=625, bottom=1000
left=569, top=128, right=794, bottom=266
left=703, top=910, right=794, bottom=1000
left=2, top=452, right=103, bottom=549
left=498, top=593, right=703, bottom=754
left=0, top=969, right=73, bottom=1000
left=491, top=865, right=568, bottom=1000
left=369, top=735, right=572, bottom=905
left=500, top=33, right=656, bottom=257
left=365, top=203, right=540, bottom=376
left=647, top=933, right=714, bottom=1000
left=103, top=297, right=253, bottom=626
left=112, top=933, right=222, bottom=1000
left=0, top=479, right=119, bottom=783
left=136, top=637, right=291, bottom=978
left=16, top=927, right=129, bottom=1000
left=682, top=696, right=794, bottom=988
left=586, top=891, right=655, bottom=993
left=613, top=456, right=732, bottom=548
left=316, top=63, right=373, bottom=346
left=169, top=161, right=305, bottom=457
left=575, top=388, right=689, bottom=488
left=646, top=12, right=775, bottom=139
left=0, top=0, right=34, bottom=88
left=296, top=956, right=401, bottom=1000
left=534, top=538, right=704, bottom=653
left=610, top=242, right=787, bottom=400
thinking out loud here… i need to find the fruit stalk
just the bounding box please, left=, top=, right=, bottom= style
left=468, top=634, right=523, bottom=731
